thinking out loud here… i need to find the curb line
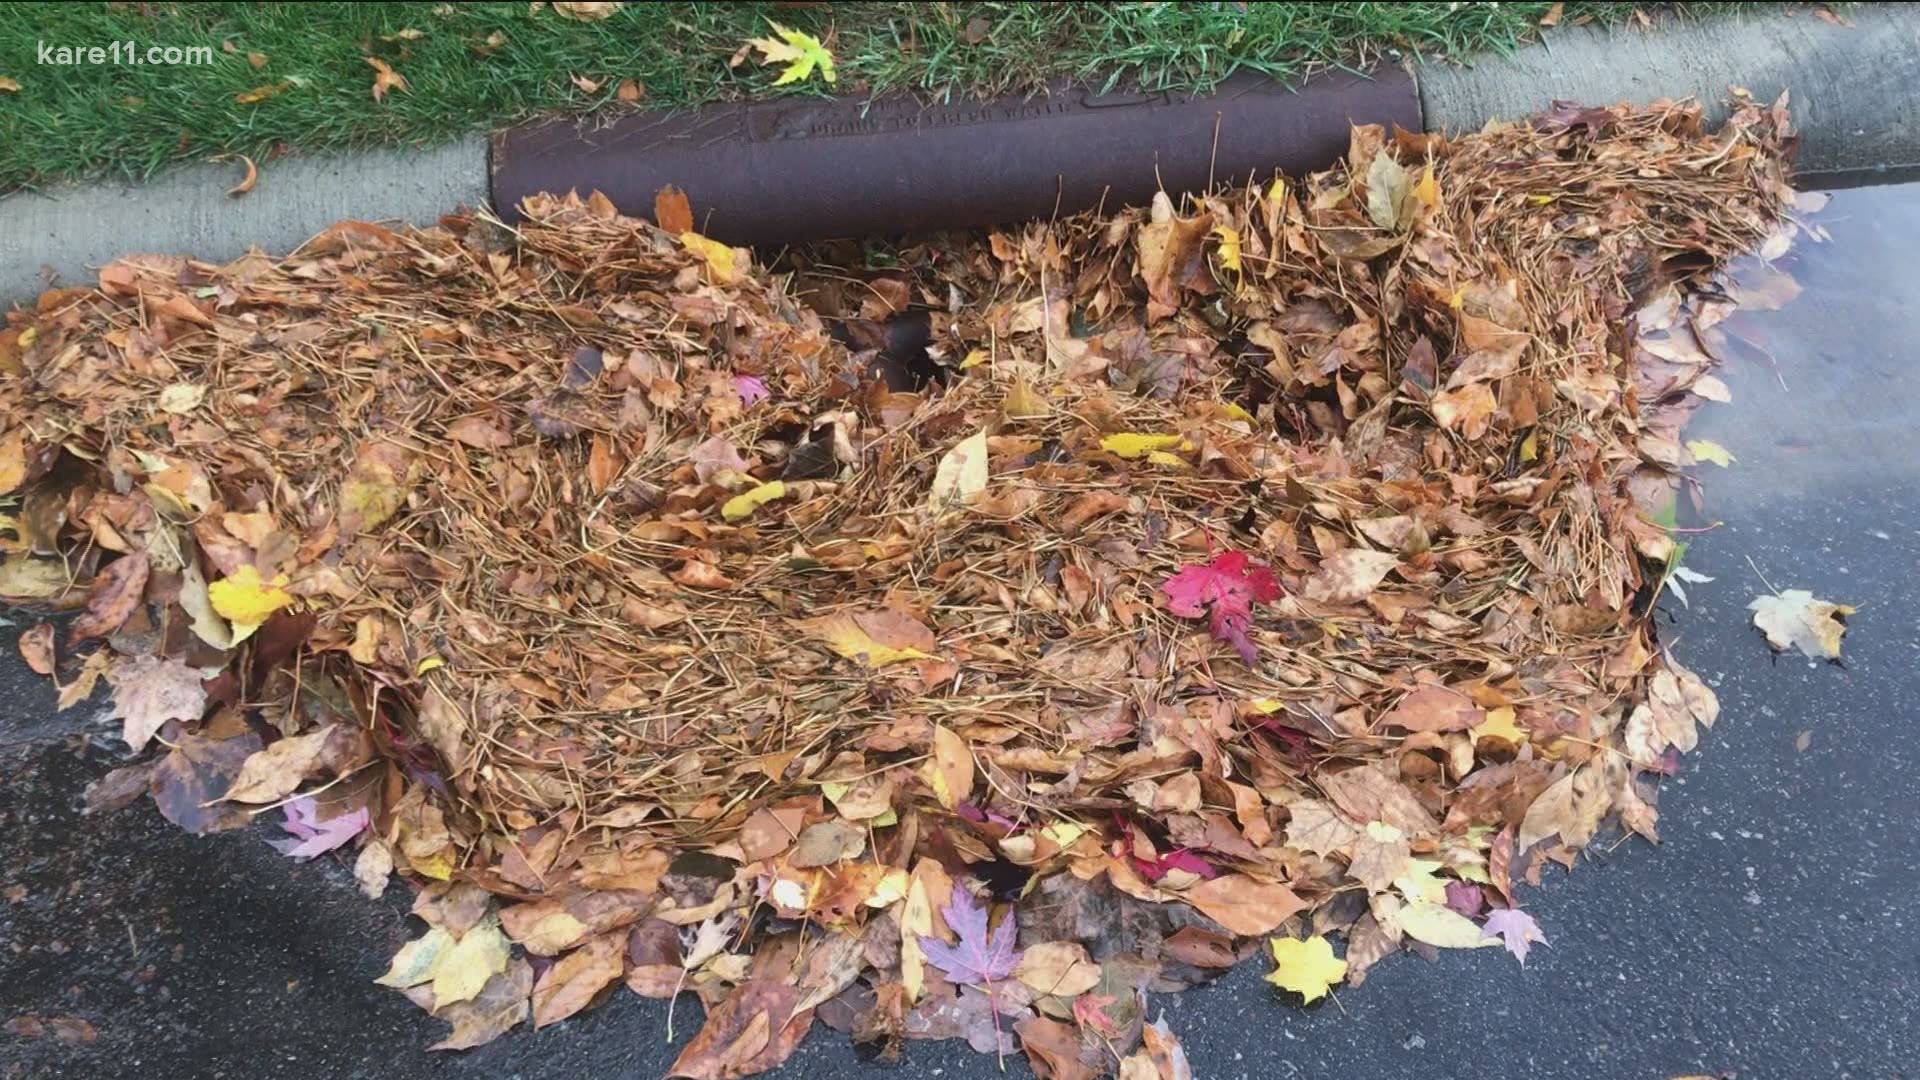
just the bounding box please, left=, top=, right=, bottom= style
left=2, top=7, right=1912, bottom=304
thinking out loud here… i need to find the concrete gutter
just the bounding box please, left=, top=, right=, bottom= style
left=1418, top=5, right=1920, bottom=187
left=0, top=139, right=488, bottom=303
left=2, top=6, right=1915, bottom=303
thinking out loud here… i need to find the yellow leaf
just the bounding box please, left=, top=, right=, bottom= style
left=1100, top=433, right=1187, bottom=459
left=432, top=917, right=510, bottom=1007
left=207, top=565, right=294, bottom=644
left=1220, top=401, right=1256, bottom=424
left=1527, top=193, right=1559, bottom=206
left=412, top=847, right=455, bottom=881
left=866, top=868, right=910, bottom=909
left=1518, top=430, right=1539, bottom=463
left=1400, top=901, right=1501, bottom=949
left=1265, top=935, right=1346, bottom=1003
left=899, top=864, right=937, bottom=1002
left=376, top=926, right=453, bottom=988
left=1211, top=225, right=1243, bottom=272
left=1686, top=439, right=1736, bottom=467
left=348, top=615, right=383, bottom=664
left=1748, top=589, right=1855, bottom=660
left=1472, top=706, right=1527, bottom=747
left=156, top=383, right=206, bottom=414
left=1040, top=821, right=1086, bottom=849
left=235, top=80, right=292, bottom=105
left=1392, top=857, right=1447, bottom=904
left=747, top=20, right=836, bottom=85
left=1413, top=163, right=1441, bottom=214
left=1266, top=176, right=1287, bottom=206
left=0, top=428, right=26, bottom=495
left=1143, top=450, right=1189, bottom=469
left=679, top=231, right=742, bottom=285
left=721, top=480, right=787, bottom=522
left=416, top=656, right=445, bottom=675
left=960, top=348, right=989, bottom=369
left=338, top=445, right=411, bottom=532
left=928, top=429, right=989, bottom=513
left=1248, top=698, right=1284, bottom=715
left=806, top=608, right=935, bottom=667
left=923, top=723, right=973, bottom=810
left=1002, top=379, right=1048, bottom=419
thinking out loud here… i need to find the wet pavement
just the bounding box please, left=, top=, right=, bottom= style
left=5, top=184, right=1920, bottom=1080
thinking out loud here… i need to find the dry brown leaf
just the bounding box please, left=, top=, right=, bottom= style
left=669, top=981, right=811, bottom=1079
left=1303, top=548, right=1399, bottom=604
left=1012, top=941, right=1102, bottom=998
left=552, top=1, right=622, bottom=20
left=1015, top=1015, right=1097, bottom=1080
left=69, top=554, right=149, bottom=643
left=923, top=724, right=974, bottom=810
left=431, top=957, right=532, bottom=1051
left=17, top=622, right=53, bottom=675
left=224, top=723, right=365, bottom=804
left=1181, top=874, right=1304, bottom=936
left=531, top=931, right=625, bottom=1029
left=227, top=155, right=258, bottom=197
left=1283, top=799, right=1361, bottom=857
left=1377, top=684, right=1483, bottom=734
left=107, top=654, right=207, bottom=753
left=1320, top=763, right=1439, bottom=837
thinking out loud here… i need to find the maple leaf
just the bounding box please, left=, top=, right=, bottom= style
left=107, top=654, right=208, bottom=753
left=733, top=374, right=769, bottom=406
left=366, top=56, right=408, bottom=102
left=1162, top=550, right=1281, bottom=664
left=270, top=796, right=369, bottom=860
left=920, top=882, right=1020, bottom=986
left=1481, top=907, right=1550, bottom=965
left=747, top=20, right=836, bottom=86
left=1749, top=589, right=1854, bottom=660
left=1265, top=935, right=1347, bottom=1003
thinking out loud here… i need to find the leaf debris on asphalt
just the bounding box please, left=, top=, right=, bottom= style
left=0, top=92, right=1805, bottom=1070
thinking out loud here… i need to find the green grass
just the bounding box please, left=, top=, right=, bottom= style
left=0, top=2, right=1752, bottom=192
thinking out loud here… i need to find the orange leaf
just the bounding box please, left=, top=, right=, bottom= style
left=654, top=185, right=694, bottom=234
left=226, top=155, right=258, bottom=198
left=1182, top=873, right=1305, bottom=936
left=367, top=56, right=409, bottom=102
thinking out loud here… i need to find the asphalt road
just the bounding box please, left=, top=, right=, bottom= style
left=4, top=183, right=1918, bottom=1080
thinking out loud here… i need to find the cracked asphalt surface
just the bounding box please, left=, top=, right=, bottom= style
left=4, top=183, right=1918, bottom=1080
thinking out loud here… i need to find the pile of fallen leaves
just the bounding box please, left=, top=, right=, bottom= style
left=0, top=92, right=1797, bottom=1076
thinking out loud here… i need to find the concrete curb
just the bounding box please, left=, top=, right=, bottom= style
left=0, top=139, right=488, bottom=305
left=1418, top=5, right=1920, bottom=186
left=2, top=7, right=1914, bottom=303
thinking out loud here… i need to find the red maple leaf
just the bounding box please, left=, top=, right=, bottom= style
left=1161, top=550, right=1281, bottom=664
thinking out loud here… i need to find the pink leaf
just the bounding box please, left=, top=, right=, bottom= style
left=956, top=801, right=1016, bottom=829
left=1131, top=846, right=1218, bottom=882
left=919, top=882, right=1021, bottom=986
left=1161, top=550, right=1281, bottom=664
left=733, top=374, right=769, bottom=406
left=270, top=796, right=370, bottom=860
left=1444, top=881, right=1484, bottom=917
left=1481, top=906, right=1550, bottom=966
